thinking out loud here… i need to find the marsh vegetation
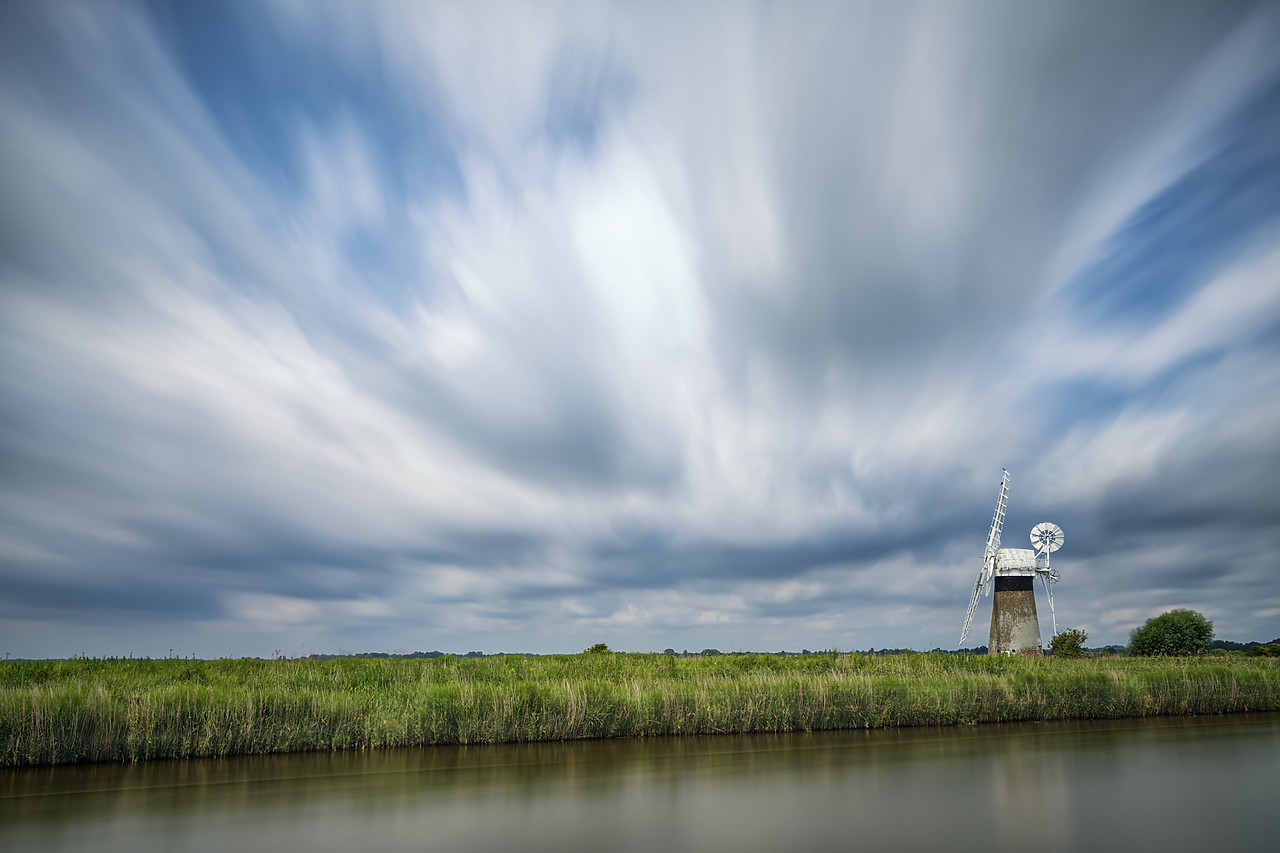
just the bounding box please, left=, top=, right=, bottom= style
left=3, top=652, right=1277, bottom=766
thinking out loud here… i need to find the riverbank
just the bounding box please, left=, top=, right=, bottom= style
left=3, top=653, right=1278, bottom=766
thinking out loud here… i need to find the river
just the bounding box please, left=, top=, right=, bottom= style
left=3, top=713, right=1277, bottom=852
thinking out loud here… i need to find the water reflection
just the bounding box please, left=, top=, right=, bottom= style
left=3, top=714, right=1277, bottom=852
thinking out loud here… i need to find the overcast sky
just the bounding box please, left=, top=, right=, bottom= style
left=2, top=0, right=1278, bottom=659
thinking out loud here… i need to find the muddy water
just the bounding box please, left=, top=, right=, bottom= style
left=3, top=713, right=1277, bottom=852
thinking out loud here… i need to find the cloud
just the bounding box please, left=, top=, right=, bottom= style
left=2, top=0, right=1279, bottom=657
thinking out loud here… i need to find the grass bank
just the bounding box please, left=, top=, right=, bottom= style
left=3, top=653, right=1278, bottom=766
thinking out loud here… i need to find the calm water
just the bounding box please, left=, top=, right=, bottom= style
left=2, top=714, right=1277, bottom=852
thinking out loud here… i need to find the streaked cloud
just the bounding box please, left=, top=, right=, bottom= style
left=2, top=0, right=1278, bottom=657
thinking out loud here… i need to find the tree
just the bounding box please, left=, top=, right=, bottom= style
left=1050, top=628, right=1090, bottom=658
left=585, top=643, right=611, bottom=654
left=1127, top=609, right=1214, bottom=656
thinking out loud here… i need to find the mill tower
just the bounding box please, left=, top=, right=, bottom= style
left=959, top=469, right=1064, bottom=655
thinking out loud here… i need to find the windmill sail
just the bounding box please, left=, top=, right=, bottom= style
left=960, top=469, right=1009, bottom=645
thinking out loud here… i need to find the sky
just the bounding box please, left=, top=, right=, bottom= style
left=2, top=0, right=1279, bottom=659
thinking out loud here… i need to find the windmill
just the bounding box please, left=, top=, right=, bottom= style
left=959, top=469, right=1064, bottom=655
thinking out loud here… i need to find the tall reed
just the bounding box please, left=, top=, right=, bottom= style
left=2, top=653, right=1277, bottom=766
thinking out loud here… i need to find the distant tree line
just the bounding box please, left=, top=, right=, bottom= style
left=271, top=624, right=1279, bottom=662
left=305, top=651, right=493, bottom=661
left=1209, top=639, right=1280, bottom=654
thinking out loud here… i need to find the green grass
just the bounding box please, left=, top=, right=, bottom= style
left=2, top=653, right=1278, bottom=766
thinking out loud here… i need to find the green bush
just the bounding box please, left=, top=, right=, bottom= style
left=1128, top=609, right=1214, bottom=657
left=585, top=643, right=611, bottom=654
left=1051, top=628, right=1090, bottom=658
